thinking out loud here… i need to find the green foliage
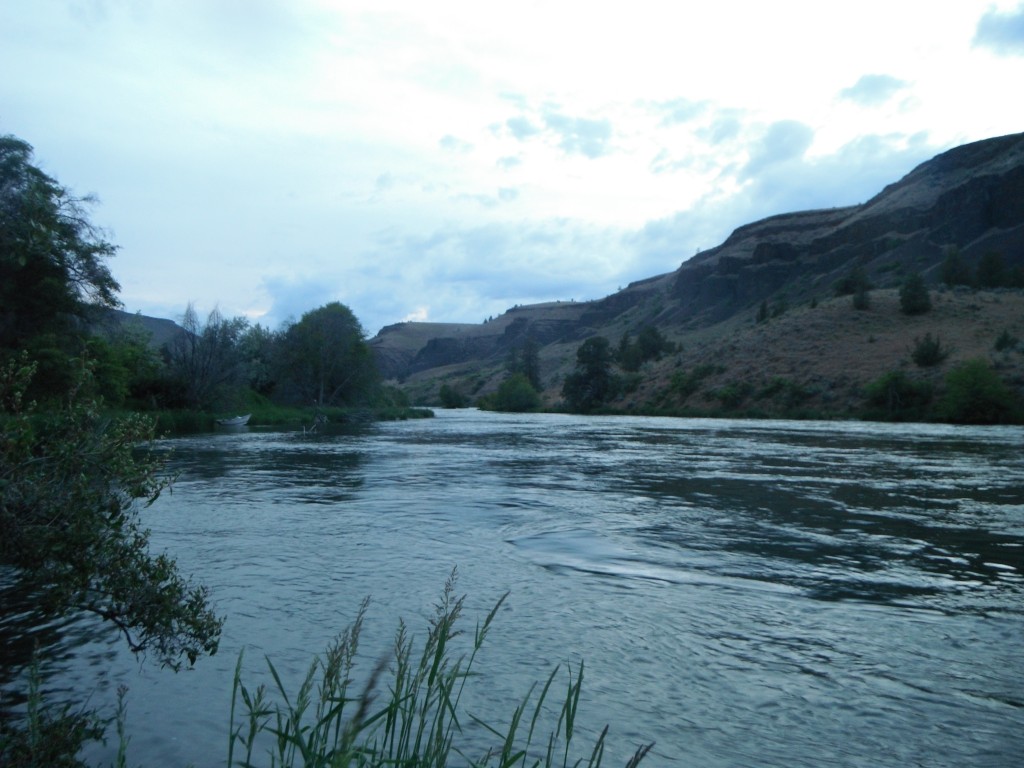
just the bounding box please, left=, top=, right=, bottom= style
left=669, top=364, right=722, bottom=401
left=911, top=333, right=950, bottom=367
left=994, top=329, right=1020, bottom=352
left=0, top=658, right=109, bottom=768
left=940, top=247, right=973, bottom=287
left=899, top=273, right=931, bottom=315
left=755, top=300, right=769, bottom=324
left=975, top=251, right=1007, bottom=289
left=439, top=383, right=469, bottom=408
left=0, top=135, right=122, bottom=403
left=507, top=335, right=542, bottom=391
left=864, top=370, right=934, bottom=421
left=713, top=381, right=752, bottom=409
left=617, top=326, right=672, bottom=372
left=940, top=359, right=1018, bottom=424
left=0, top=356, right=224, bottom=668
left=228, top=574, right=652, bottom=768
left=276, top=302, right=380, bottom=407
left=834, top=266, right=872, bottom=298
left=483, top=373, right=541, bottom=412
left=164, top=304, right=249, bottom=409
left=562, top=337, right=617, bottom=413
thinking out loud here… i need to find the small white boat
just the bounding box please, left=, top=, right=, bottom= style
left=216, top=414, right=251, bottom=427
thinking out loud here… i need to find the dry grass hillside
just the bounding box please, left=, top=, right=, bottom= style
left=608, top=288, right=1024, bottom=418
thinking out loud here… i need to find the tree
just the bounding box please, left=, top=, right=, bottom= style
left=940, top=359, right=1017, bottom=424
left=976, top=251, right=1008, bottom=289
left=0, top=356, right=223, bottom=667
left=940, top=247, right=973, bottom=287
left=562, top=336, right=617, bottom=413
left=485, top=373, right=541, bottom=412
left=165, top=304, right=248, bottom=409
left=899, top=272, right=932, bottom=315
left=507, top=335, right=542, bottom=391
left=0, top=135, right=121, bottom=401
left=277, top=302, right=379, bottom=406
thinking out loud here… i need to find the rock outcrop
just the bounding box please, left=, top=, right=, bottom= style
left=371, top=132, right=1024, bottom=383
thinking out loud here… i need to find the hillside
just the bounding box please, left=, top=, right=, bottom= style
left=370, top=132, right=1024, bottom=417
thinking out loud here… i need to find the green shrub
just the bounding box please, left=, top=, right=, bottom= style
left=439, top=383, right=469, bottom=408
left=483, top=373, right=541, bottom=412
left=994, top=329, right=1019, bottom=352
left=899, top=273, right=931, bottom=315
left=864, top=371, right=933, bottom=421
left=911, top=333, right=950, bottom=367
left=940, top=359, right=1017, bottom=424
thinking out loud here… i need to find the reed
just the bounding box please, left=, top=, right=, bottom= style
left=227, top=572, right=652, bottom=767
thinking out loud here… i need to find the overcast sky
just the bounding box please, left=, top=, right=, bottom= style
left=2, top=1, right=1022, bottom=335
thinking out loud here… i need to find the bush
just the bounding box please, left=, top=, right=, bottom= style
left=940, top=359, right=1017, bottom=424
left=899, top=273, right=931, bottom=315
left=864, top=371, right=933, bottom=421
left=485, top=373, right=541, bottom=412
left=439, top=383, right=469, bottom=408
left=994, top=329, right=1019, bottom=352
left=911, top=333, right=950, bottom=367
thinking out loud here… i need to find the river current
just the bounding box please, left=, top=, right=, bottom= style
left=3, top=410, right=1023, bottom=766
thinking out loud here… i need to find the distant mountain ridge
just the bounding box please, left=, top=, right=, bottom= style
left=370, top=132, right=1024, bottom=392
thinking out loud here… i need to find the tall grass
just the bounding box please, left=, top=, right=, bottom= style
left=228, top=573, right=653, bottom=767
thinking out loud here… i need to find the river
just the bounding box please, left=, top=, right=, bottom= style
left=3, top=410, right=1023, bottom=766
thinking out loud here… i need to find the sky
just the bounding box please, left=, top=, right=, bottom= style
left=2, top=1, right=1023, bottom=336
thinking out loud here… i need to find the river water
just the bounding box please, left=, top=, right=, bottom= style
left=3, top=410, right=1023, bottom=766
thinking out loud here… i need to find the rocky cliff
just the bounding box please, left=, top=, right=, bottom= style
left=370, top=132, right=1024, bottom=392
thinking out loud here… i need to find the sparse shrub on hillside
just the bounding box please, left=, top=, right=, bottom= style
left=940, top=359, right=1018, bottom=424
left=852, top=284, right=871, bottom=310
left=670, top=364, right=723, bottom=400
left=835, top=266, right=872, bottom=298
left=940, top=247, right=973, bottom=287
left=976, top=251, right=1008, bottom=289
left=756, top=300, right=769, bottom=324
left=911, top=333, right=950, bottom=367
left=864, top=370, right=933, bottom=422
left=714, top=381, right=753, bottom=409
left=899, top=273, right=932, bottom=315
left=994, top=329, right=1020, bottom=352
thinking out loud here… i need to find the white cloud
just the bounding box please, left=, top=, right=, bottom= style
left=839, top=74, right=911, bottom=106
left=0, top=1, right=1019, bottom=337
left=974, top=4, right=1024, bottom=55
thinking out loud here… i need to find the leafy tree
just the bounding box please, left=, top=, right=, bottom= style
left=864, top=370, right=933, bottom=421
left=507, top=335, right=542, bottom=391
left=439, top=383, right=469, bottom=408
left=562, top=336, right=617, bottom=413
left=164, top=304, right=248, bottom=409
left=0, top=356, right=223, bottom=667
left=940, top=247, right=973, bottom=287
left=238, top=322, right=279, bottom=396
left=0, top=135, right=121, bottom=401
left=277, top=302, right=379, bottom=406
left=899, top=272, right=931, bottom=315
left=484, top=373, right=541, bottom=412
left=617, top=326, right=671, bottom=372
left=940, top=359, right=1017, bottom=424
left=976, top=251, right=1008, bottom=288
